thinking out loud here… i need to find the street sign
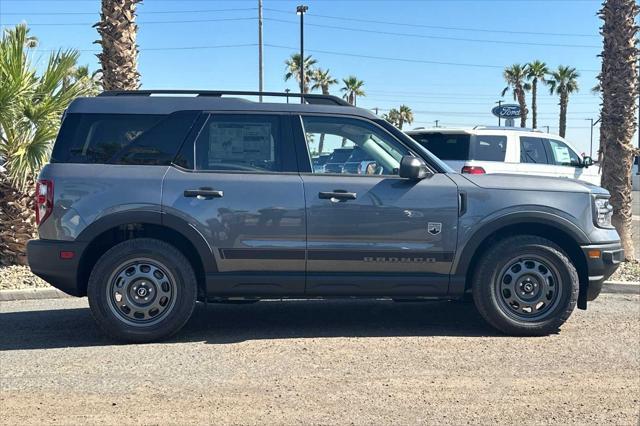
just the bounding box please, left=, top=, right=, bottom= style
left=492, top=104, right=521, bottom=119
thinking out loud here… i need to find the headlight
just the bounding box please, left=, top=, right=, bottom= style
left=593, top=197, right=613, bottom=228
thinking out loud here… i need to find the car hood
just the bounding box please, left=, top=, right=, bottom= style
left=461, top=173, right=609, bottom=195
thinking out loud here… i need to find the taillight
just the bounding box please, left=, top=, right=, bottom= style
left=35, top=179, right=54, bottom=225
left=461, top=166, right=486, bottom=175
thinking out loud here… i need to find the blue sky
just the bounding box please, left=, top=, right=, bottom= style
left=1, top=0, right=632, bottom=154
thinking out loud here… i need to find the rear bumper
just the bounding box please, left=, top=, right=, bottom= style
left=27, top=239, right=87, bottom=296
left=580, top=242, right=624, bottom=303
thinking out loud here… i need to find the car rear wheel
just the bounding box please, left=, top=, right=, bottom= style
left=87, top=238, right=197, bottom=343
left=472, top=235, right=578, bottom=336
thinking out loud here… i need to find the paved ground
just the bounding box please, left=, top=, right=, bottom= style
left=1, top=295, right=639, bottom=425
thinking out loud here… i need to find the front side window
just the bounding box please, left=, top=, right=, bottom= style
left=520, top=137, right=549, bottom=164
left=194, top=114, right=282, bottom=172
left=546, top=139, right=581, bottom=167
left=301, top=115, right=409, bottom=176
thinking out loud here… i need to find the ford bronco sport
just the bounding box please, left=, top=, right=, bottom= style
left=27, top=90, right=623, bottom=342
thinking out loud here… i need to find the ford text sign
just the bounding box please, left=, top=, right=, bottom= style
left=492, top=104, right=521, bottom=119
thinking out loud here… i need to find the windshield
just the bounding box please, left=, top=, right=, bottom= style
left=327, top=149, right=353, bottom=163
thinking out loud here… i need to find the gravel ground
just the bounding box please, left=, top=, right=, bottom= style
left=1, top=294, right=639, bottom=425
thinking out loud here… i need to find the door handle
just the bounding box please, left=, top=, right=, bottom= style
left=184, top=188, right=224, bottom=199
left=318, top=190, right=357, bottom=201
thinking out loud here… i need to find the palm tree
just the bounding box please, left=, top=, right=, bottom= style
left=501, top=64, right=530, bottom=128
left=396, top=105, right=414, bottom=130
left=597, top=0, right=639, bottom=260
left=526, top=60, right=549, bottom=130
left=382, top=109, right=400, bottom=127
left=310, top=68, right=337, bottom=95
left=0, top=25, right=97, bottom=265
left=284, top=53, right=317, bottom=93
left=547, top=66, right=580, bottom=138
left=94, top=0, right=141, bottom=90
left=341, top=76, right=365, bottom=106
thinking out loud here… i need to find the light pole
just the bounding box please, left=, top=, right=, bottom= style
left=296, top=5, right=308, bottom=103
left=586, top=117, right=601, bottom=158
left=495, top=100, right=503, bottom=127
left=434, top=120, right=440, bottom=128
left=258, top=0, right=263, bottom=101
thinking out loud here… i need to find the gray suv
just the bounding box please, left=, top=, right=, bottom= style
left=28, top=90, right=623, bottom=342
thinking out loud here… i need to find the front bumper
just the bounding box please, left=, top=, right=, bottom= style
left=579, top=242, right=624, bottom=305
left=27, top=239, right=87, bottom=296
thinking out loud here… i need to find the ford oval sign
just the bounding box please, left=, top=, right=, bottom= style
left=492, top=104, right=521, bottom=119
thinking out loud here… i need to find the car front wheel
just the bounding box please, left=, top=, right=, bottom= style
left=87, top=238, right=197, bottom=343
left=472, top=235, right=579, bottom=336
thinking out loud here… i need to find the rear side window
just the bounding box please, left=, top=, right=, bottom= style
left=472, top=135, right=507, bottom=161
left=51, top=112, right=198, bottom=165
left=410, top=133, right=470, bottom=161
left=520, top=137, right=549, bottom=164
left=194, top=114, right=284, bottom=172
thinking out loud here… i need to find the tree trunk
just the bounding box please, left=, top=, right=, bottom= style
left=322, top=85, right=329, bottom=95
left=559, top=92, right=568, bottom=138
left=598, top=0, right=639, bottom=260
left=516, top=86, right=527, bottom=128
left=531, top=79, right=538, bottom=129
left=0, top=172, right=36, bottom=266
left=95, top=0, right=141, bottom=91
left=398, top=118, right=404, bottom=130
left=318, top=133, right=325, bottom=154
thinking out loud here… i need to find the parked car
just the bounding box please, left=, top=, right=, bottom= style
left=28, top=90, right=622, bottom=342
left=323, top=147, right=353, bottom=174
left=312, top=153, right=331, bottom=173
left=342, top=146, right=379, bottom=175
left=407, top=127, right=601, bottom=186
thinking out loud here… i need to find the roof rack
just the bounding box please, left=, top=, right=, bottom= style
left=98, top=90, right=352, bottom=107
left=473, top=125, right=542, bottom=132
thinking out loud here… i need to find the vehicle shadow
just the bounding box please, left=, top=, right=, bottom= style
left=0, top=299, right=501, bottom=351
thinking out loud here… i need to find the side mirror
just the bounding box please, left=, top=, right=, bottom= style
left=399, top=155, right=431, bottom=180
left=582, top=156, right=594, bottom=168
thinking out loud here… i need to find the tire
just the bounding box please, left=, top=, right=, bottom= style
left=472, top=235, right=578, bottom=336
left=87, top=238, right=197, bottom=343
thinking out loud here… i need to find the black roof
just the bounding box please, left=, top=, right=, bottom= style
left=67, top=90, right=378, bottom=119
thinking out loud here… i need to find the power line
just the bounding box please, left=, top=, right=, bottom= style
left=3, top=17, right=257, bottom=26
left=1, top=7, right=258, bottom=15
left=33, top=43, right=258, bottom=53
left=264, top=7, right=599, bottom=38
left=265, top=43, right=600, bottom=72
left=264, top=17, right=599, bottom=49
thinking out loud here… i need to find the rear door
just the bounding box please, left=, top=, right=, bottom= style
left=162, top=112, right=306, bottom=296
left=296, top=115, right=459, bottom=297
left=517, top=136, right=555, bottom=178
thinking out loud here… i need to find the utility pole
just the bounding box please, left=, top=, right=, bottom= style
left=586, top=117, right=601, bottom=158
left=495, top=100, right=503, bottom=127
left=373, top=107, right=379, bottom=115
left=258, top=0, right=263, bottom=102
left=434, top=120, right=439, bottom=128
left=296, top=5, right=308, bottom=103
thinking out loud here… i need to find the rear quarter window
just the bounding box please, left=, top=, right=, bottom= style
left=410, top=133, right=470, bottom=161
left=51, top=112, right=199, bottom=165
left=471, top=135, right=507, bottom=161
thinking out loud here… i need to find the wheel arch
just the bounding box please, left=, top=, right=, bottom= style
left=75, top=211, right=215, bottom=298
left=454, top=213, right=589, bottom=303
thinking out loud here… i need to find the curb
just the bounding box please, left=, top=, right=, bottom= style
left=1, top=281, right=639, bottom=302
left=0, top=288, right=73, bottom=302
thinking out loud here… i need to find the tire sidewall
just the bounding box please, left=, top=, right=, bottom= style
left=88, top=239, right=197, bottom=343
left=474, top=238, right=578, bottom=334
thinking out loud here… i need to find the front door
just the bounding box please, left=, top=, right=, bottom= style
left=297, top=115, right=459, bottom=296
left=162, top=113, right=306, bottom=296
